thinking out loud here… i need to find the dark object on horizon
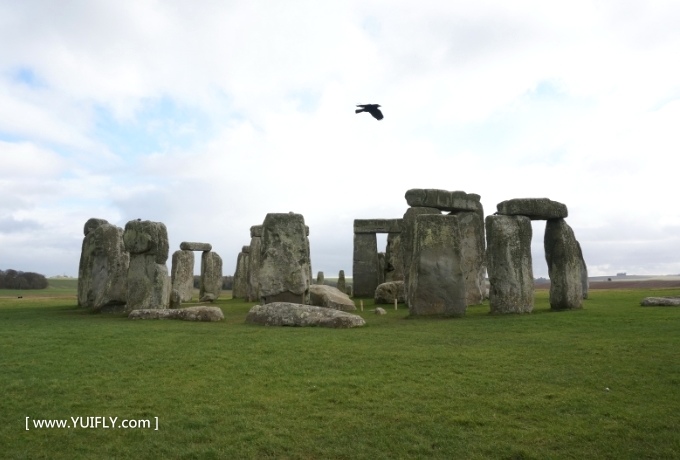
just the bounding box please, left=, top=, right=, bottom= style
left=355, top=104, right=383, bottom=120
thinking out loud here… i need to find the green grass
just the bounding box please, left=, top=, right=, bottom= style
left=1, top=284, right=679, bottom=459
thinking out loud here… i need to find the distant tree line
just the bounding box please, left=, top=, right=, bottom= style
left=193, top=275, right=234, bottom=290
left=0, top=269, right=48, bottom=289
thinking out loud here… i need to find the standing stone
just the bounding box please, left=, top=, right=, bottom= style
left=401, top=206, right=441, bottom=291
left=377, top=252, right=385, bottom=285
left=337, top=270, right=347, bottom=294
left=233, top=247, right=249, bottom=299
left=78, top=218, right=129, bottom=311
left=352, top=232, right=379, bottom=297
left=171, top=250, right=194, bottom=302
left=123, top=220, right=170, bottom=312
left=576, top=241, right=589, bottom=300
left=246, top=225, right=263, bottom=302
left=485, top=215, right=534, bottom=314
left=384, top=233, right=404, bottom=282
left=201, top=251, right=223, bottom=301
left=544, top=219, right=583, bottom=310
left=259, top=212, right=311, bottom=304
left=408, top=214, right=467, bottom=317
left=455, top=211, right=486, bottom=306
left=316, top=271, right=325, bottom=285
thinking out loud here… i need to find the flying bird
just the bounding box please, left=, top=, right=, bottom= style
left=355, top=104, right=383, bottom=120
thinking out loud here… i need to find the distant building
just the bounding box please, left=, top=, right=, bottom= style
left=616, top=272, right=627, bottom=277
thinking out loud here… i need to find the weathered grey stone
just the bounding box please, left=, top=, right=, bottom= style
left=180, top=241, right=212, bottom=252
left=83, top=217, right=109, bottom=236
left=171, top=250, right=194, bottom=302
left=125, top=254, right=170, bottom=311
left=200, top=293, right=216, bottom=302
left=455, top=211, right=486, bottom=306
left=250, top=225, right=263, bottom=238
left=246, top=229, right=263, bottom=302
left=232, top=249, right=249, bottom=299
left=375, top=307, right=387, bottom=315
left=352, top=232, right=379, bottom=297
left=259, top=213, right=311, bottom=304
left=378, top=252, right=385, bottom=285
left=337, top=270, right=346, bottom=293
left=405, top=189, right=482, bottom=212
left=170, top=289, right=182, bottom=309
left=353, top=219, right=403, bottom=234
left=123, top=219, right=170, bottom=312
left=309, top=284, right=357, bottom=311
left=496, top=198, right=568, bottom=220
left=78, top=220, right=129, bottom=311
left=401, top=207, right=441, bottom=291
left=408, top=214, right=467, bottom=316
left=245, top=303, right=365, bottom=328
left=384, top=233, right=404, bottom=282
left=123, top=220, right=169, bottom=264
left=485, top=215, right=534, bottom=314
left=641, top=297, right=680, bottom=306
left=545, top=219, right=583, bottom=310
left=128, top=306, right=224, bottom=321
left=374, top=281, right=405, bottom=304
left=316, top=271, right=325, bottom=285
left=200, top=251, right=223, bottom=301
left=576, top=241, right=589, bottom=300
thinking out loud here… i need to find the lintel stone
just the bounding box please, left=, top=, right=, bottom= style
left=180, top=241, right=212, bottom=251
left=405, top=189, right=481, bottom=212
left=354, top=219, right=403, bottom=234
left=496, top=198, right=568, bottom=220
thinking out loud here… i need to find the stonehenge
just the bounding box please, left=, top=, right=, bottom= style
left=77, top=190, right=588, bottom=321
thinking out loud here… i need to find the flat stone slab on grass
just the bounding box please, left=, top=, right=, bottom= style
left=246, top=303, right=365, bottom=328
left=640, top=297, right=680, bottom=306
left=128, top=306, right=224, bottom=321
left=309, top=285, right=357, bottom=311
left=496, top=198, right=568, bottom=220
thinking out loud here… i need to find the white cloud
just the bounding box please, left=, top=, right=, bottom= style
left=0, top=0, right=679, bottom=278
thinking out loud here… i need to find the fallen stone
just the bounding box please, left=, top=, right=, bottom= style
left=496, top=198, right=568, bottom=220
left=309, top=284, right=357, bottom=311
left=128, top=306, right=224, bottom=321
left=200, top=293, right=216, bottom=302
left=245, top=303, right=365, bottom=328
left=375, top=307, right=387, bottom=315
left=374, top=281, right=405, bottom=304
left=180, top=241, right=212, bottom=252
left=640, top=297, right=680, bottom=306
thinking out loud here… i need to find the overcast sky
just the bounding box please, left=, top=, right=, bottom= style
left=1, top=0, right=679, bottom=279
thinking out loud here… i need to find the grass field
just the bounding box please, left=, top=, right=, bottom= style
left=1, top=281, right=679, bottom=459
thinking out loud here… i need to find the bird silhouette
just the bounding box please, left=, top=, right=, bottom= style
left=355, top=104, right=383, bottom=120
